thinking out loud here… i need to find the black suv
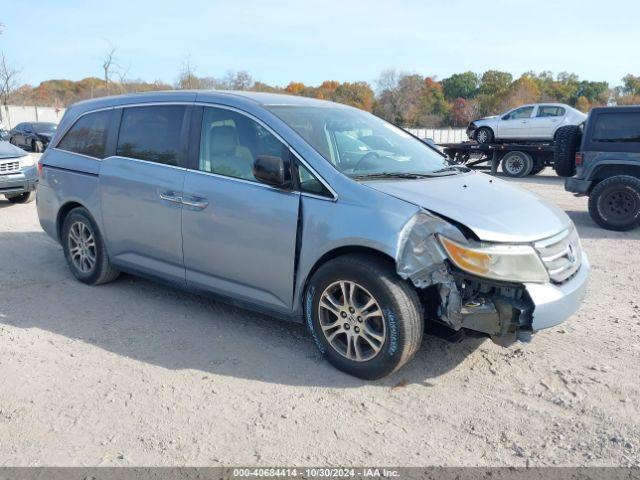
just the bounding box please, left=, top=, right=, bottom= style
left=555, top=106, right=640, bottom=231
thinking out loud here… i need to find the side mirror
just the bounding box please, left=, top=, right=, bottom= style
left=253, top=155, right=291, bottom=188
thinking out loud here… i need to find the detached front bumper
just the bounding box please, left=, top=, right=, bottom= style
left=433, top=253, right=589, bottom=346
left=525, top=252, right=590, bottom=331
left=0, top=165, right=38, bottom=196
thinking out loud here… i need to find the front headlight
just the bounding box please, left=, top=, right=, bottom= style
left=19, top=155, right=36, bottom=168
left=439, top=235, right=549, bottom=283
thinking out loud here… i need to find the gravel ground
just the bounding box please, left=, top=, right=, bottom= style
left=0, top=163, right=639, bottom=467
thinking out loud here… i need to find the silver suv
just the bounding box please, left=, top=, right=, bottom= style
left=37, top=91, right=589, bottom=379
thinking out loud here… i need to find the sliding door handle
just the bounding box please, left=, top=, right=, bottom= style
left=159, top=191, right=183, bottom=204
left=181, top=195, right=209, bottom=210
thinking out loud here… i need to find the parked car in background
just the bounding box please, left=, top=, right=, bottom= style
left=9, top=122, right=58, bottom=152
left=559, top=106, right=640, bottom=231
left=0, top=140, right=37, bottom=203
left=37, top=91, right=588, bottom=379
left=468, top=104, right=587, bottom=144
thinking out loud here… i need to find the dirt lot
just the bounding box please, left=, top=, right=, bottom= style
left=0, top=163, right=639, bottom=467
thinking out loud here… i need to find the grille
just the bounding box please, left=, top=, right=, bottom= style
left=0, top=160, right=20, bottom=174
left=535, top=227, right=582, bottom=284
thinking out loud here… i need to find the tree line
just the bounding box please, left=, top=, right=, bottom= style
left=3, top=50, right=640, bottom=128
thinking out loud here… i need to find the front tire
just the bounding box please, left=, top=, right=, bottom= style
left=588, top=175, right=640, bottom=231
left=501, top=151, right=533, bottom=178
left=61, top=207, right=120, bottom=285
left=305, top=254, right=423, bottom=380
left=475, top=127, right=494, bottom=144
left=5, top=191, right=35, bottom=203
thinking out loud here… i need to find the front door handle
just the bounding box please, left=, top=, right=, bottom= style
left=159, top=191, right=183, bottom=204
left=182, top=195, right=209, bottom=210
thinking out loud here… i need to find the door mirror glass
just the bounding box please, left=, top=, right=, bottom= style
left=253, top=155, right=290, bottom=188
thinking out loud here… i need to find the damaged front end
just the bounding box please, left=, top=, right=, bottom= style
left=396, top=211, right=534, bottom=346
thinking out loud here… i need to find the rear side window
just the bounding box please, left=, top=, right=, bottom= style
left=537, top=106, right=565, bottom=118
left=116, top=105, right=186, bottom=166
left=592, top=112, right=640, bottom=143
left=57, top=110, right=112, bottom=159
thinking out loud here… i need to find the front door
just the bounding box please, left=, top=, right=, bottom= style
left=100, top=104, right=190, bottom=285
left=181, top=106, right=300, bottom=313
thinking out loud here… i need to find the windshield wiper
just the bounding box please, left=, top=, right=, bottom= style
left=431, top=164, right=470, bottom=174
left=352, top=172, right=436, bottom=180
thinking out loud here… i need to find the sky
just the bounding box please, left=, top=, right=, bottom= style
left=1, top=0, right=638, bottom=88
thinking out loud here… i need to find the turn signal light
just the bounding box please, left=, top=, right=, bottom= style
left=575, top=152, right=583, bottom=166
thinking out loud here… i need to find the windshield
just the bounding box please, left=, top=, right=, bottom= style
left=267, top=106, right=450, bottom=178
left=33, top=123, right=57, bottom=134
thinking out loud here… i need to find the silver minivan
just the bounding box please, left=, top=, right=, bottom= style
left=37, top=91, right=589, bottom=379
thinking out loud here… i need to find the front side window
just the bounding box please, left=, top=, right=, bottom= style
left=267, top=106, right=449, bottom=178
left=592, top=112, right=640, bottom=143
left=199, top=107, right=287, bottom=182
left=537, top=106, right=565, bottom=118
left=504, top=106, right=534, bottom=120
left=57, top=110, right=112, bottom=159
left=116, top=105, right=186, bottom=166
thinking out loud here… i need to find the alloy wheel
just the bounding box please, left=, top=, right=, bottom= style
left=318, top=280, right=386, bottom=362
left=68, top=221, right=97, bottom=273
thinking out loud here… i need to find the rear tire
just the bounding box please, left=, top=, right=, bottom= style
left=501, top=151, right=533, bottom=178
left=553, top=125, right=582, bottom=177
left=305, top=254, right=423, bottom=380
left=475, top=127, right=494, bottom=144
left=588, top=175, right=640, bottom=231
left=5, top=191, right=35, bottom=203
left=61, top=207, right=120, bottom=285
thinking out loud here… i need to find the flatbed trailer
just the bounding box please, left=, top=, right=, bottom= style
left=440, top=141, right=555, bottom=177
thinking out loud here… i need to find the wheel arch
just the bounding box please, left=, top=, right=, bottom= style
left=56, top=200, right=89, bottom=241
left=591, top=163, right=640, bottom=187
left=476, top=125, right=495, bottom=141
left=299, top=245, right=397, bottom=309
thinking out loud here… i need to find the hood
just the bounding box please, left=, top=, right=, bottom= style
left=473, top=115, right=498, bottom=123
left=364, top=172, right=571, bottom=243
left=0, top=140, right=27, bottom=159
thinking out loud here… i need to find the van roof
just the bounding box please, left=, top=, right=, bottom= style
left=70, top=89, right=342, bottom=110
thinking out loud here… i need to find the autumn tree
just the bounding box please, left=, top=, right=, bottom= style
left=498, top=75, right=541, bottom=111
left=332, top=81, right=375, bottom=111
left=441, top=71, right=479, bottom=100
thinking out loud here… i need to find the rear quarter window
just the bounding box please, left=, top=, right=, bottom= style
left=592, top=112, right=640, bottom=143
left=57, top=110, right=112, bottom=159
